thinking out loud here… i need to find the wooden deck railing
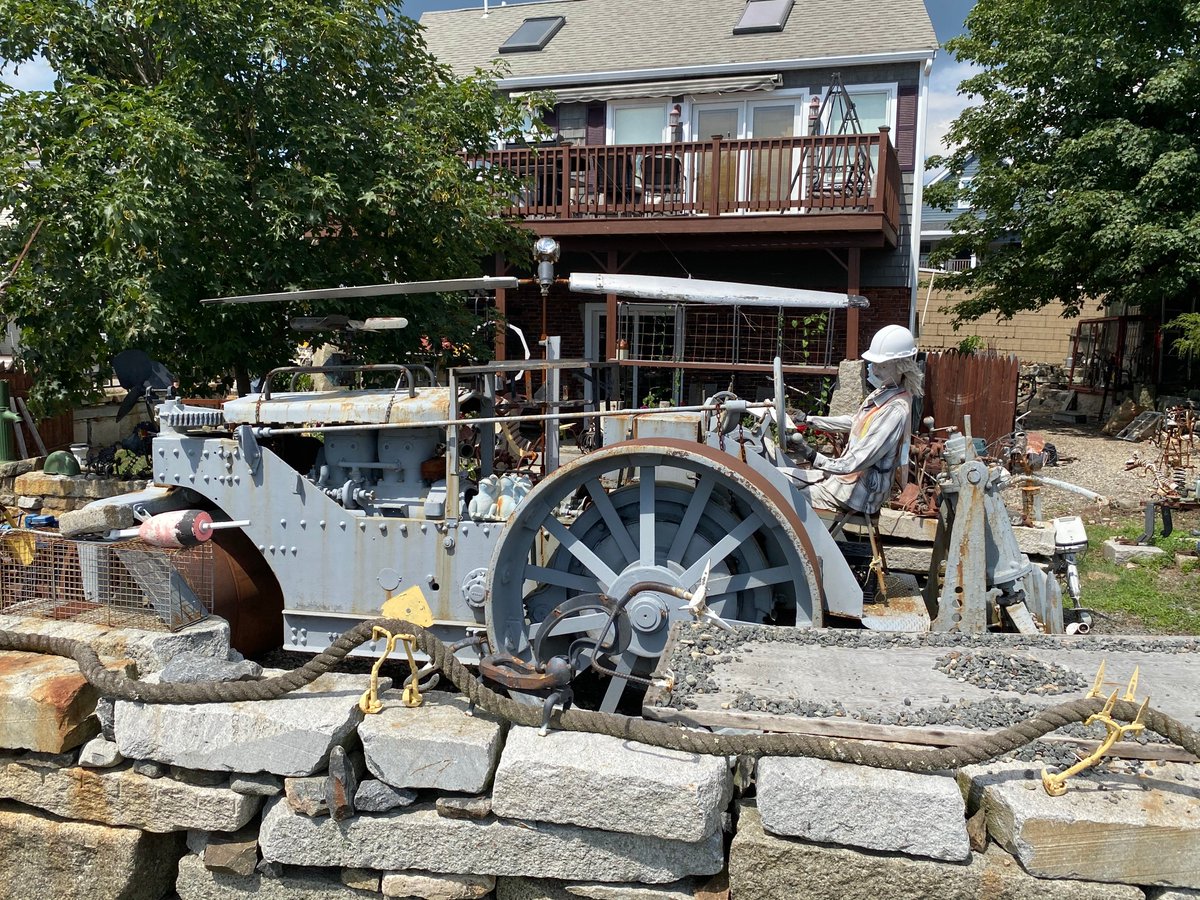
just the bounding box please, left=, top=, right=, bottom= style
left=469, top=127, right=900, bottom=233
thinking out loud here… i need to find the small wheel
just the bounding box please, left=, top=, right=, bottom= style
left=486, top=440, right=821, bottom=711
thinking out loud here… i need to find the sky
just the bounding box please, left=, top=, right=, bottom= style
left=1, top=1, right=977, bottom=165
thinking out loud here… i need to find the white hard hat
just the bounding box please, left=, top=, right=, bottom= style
left=862, top=324, right=917, bottom=363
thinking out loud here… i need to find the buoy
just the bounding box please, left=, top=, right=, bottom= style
left=111, top=510, right=251, bottom=548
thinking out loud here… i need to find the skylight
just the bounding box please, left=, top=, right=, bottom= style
left=733, top=0, right=794, bottom=35
left=499, top=16, right=566, bottom=53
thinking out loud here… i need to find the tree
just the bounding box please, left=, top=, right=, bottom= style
left=925, top=1, right=1200, bottom=325
left=0, top=0, right=531, bottom=412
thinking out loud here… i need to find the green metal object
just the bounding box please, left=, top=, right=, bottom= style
left=43, top=449, right=81, bottom=476
left=0, top=381, right=20, bottom=463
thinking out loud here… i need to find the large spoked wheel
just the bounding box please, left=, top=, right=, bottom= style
left=486, top=439, right=822, bottom=711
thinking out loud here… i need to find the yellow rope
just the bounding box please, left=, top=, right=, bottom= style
left=358, top=626, right=424, bottom=714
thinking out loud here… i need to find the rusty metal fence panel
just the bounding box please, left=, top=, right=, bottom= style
left=0, top=532, right=212, bottom=631
left=923, top=351, right=1019, bottom=448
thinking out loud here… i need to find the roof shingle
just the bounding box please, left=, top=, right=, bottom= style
left=420, top=0, right=938, bottom=84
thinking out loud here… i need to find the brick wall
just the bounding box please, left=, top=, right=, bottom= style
left=916, top=280, right=1076, bottom=366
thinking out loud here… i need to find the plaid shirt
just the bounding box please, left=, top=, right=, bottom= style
left=805, top=385, right=912, bottom=514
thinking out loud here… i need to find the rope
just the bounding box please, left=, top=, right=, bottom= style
left=3, top=621, right=1198, bottom=772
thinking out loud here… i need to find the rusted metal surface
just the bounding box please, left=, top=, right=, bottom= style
left=924, top=351, right=1019, bottom=447
left=223, top=386, right=455, bottom=427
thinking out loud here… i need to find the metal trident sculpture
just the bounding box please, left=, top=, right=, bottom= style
left=1041, top=661, right=1150, bottom=797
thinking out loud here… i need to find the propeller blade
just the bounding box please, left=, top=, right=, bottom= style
left=567, top=273, right=868, bottom=310
left=202, top=276, right=521, bottom=305
left=357, top=316, right=409, bottom=331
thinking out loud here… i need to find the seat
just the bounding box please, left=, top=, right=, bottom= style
left=642, top=153, right=684, bottom=206
left=598, top=155, right=640, bottom=206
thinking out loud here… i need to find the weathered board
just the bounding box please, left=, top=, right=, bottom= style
left=645, top=625, right=1200, bottom=763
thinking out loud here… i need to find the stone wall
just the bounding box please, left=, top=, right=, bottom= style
left=0, top=459, right=146, bottom=515
left=917, top=279, right=1077, bottom=366
left=0, top=614, right=1194, bottom=899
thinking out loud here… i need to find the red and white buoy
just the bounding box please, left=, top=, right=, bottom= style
left=112, top=510, right=250, bottom=548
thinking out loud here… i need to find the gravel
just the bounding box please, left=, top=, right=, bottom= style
left=933, top=650, right=1088, bottom=696
left=661, top=623, right=1182, bottom=766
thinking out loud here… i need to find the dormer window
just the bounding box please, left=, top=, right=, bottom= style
left=499, top=16, right=566, bottom=53
left=733, top=0, right=794, bottom=34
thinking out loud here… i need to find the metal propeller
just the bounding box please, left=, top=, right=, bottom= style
left=201, top=276, right=521, bottom=305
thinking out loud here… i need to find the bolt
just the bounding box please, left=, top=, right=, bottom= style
left=280, top=518, right=286, bottom=527
left=379, top=523, right=388, bottom=534
left=299, top=520, right=306, bottom=528
left=443, top=536, right=455, bottom=549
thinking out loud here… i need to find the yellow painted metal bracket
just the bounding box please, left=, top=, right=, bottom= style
left=1041, top=662, right=1148, bottom=797
left=358, top=625, right=425, bottom=715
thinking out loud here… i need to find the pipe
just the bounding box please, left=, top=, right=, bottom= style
left=1008, top=474, right=1107, bottom=504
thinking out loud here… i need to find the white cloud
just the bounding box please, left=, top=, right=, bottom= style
left=1, top=55, right=55, bottom=92
left=925, top=55, right=981, bottom=166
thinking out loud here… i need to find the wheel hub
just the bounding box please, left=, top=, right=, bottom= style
left=628, top=593, right=671, bottom=633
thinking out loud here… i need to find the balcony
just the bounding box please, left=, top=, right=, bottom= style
left=471, top=129, right=902, bottom=247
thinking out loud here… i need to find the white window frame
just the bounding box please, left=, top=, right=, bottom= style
left=816, top=81, right=897, bottom=136
left=956, top=177, right=974, bottom=209
left=606, top=100, right=672, bottom=145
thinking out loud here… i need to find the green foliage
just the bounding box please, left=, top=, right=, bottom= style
left=956, top=334, right=985, bottom=354
left=925, top=0, right=1200, bottom=326
left=1077, top=521, right=1200, bottom=633
left=0, top=0, right=532, bottom=414
left=1164, top=312, right=1200, bottom=361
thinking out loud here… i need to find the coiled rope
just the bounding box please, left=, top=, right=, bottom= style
left=3, top=619, right=1197, bottom=772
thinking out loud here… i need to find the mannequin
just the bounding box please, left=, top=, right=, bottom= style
left=790, top=325, right=924, bottom=515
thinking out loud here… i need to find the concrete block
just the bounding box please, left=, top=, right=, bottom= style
left=259, top=797, right=725, bottom=883
left=1102, top=538, right=1167, bottom=565
left=841, top=508, right=1057, bottom=557
left=359, top=692, right=505, bottom=793
left=0, top=751, right=261, bottom=832
left=175, top=852, right=375, bottom=898
left=0, top=612, right=231, bottom=674
left=58, top=502, right=136, bottom=537
left=0, top=651, right=98, bottom=752
left=116, top=672, right=384, bottom=776
left=757, top=756, right=969, bottom=861
left=0, top=799, right=184, bottom=900
left=492, top=726, right=732, bottom=842
left=959, top=761, right=1200, bottom=887
left=728, top=802, right=1142, bottom=900
left=381, top=870, right=495, bottom=899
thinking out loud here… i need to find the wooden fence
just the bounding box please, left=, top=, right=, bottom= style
left=923, top=350, right=1019, bottom=448
left=0, top=367, right=75, bottom=454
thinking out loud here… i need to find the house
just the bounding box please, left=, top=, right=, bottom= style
left=916, top=156, right=1077, bottom=367
left=420, top=0, right=938, bottom=405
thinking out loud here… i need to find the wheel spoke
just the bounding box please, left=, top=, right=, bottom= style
left=529, top=611, right=611, bottom=639
left=680, top=512, right=763, bottom=587
left=706, top=565, right=796, bottom=595
left=525, top=565, right=600, bottom=593
left=600, top=649, right=637, bottom=713
left=668, top=473, right=716, bottom=562
left=639, top=466, right=656, bottom=566
left=541, top=516, right=620, bottom=587
left=585, top=477, right=637, bottom=565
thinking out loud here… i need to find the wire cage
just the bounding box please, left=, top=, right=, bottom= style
left=0, top=532, right=213, bottom=632
left=616, top=303, right=835, bottom=368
